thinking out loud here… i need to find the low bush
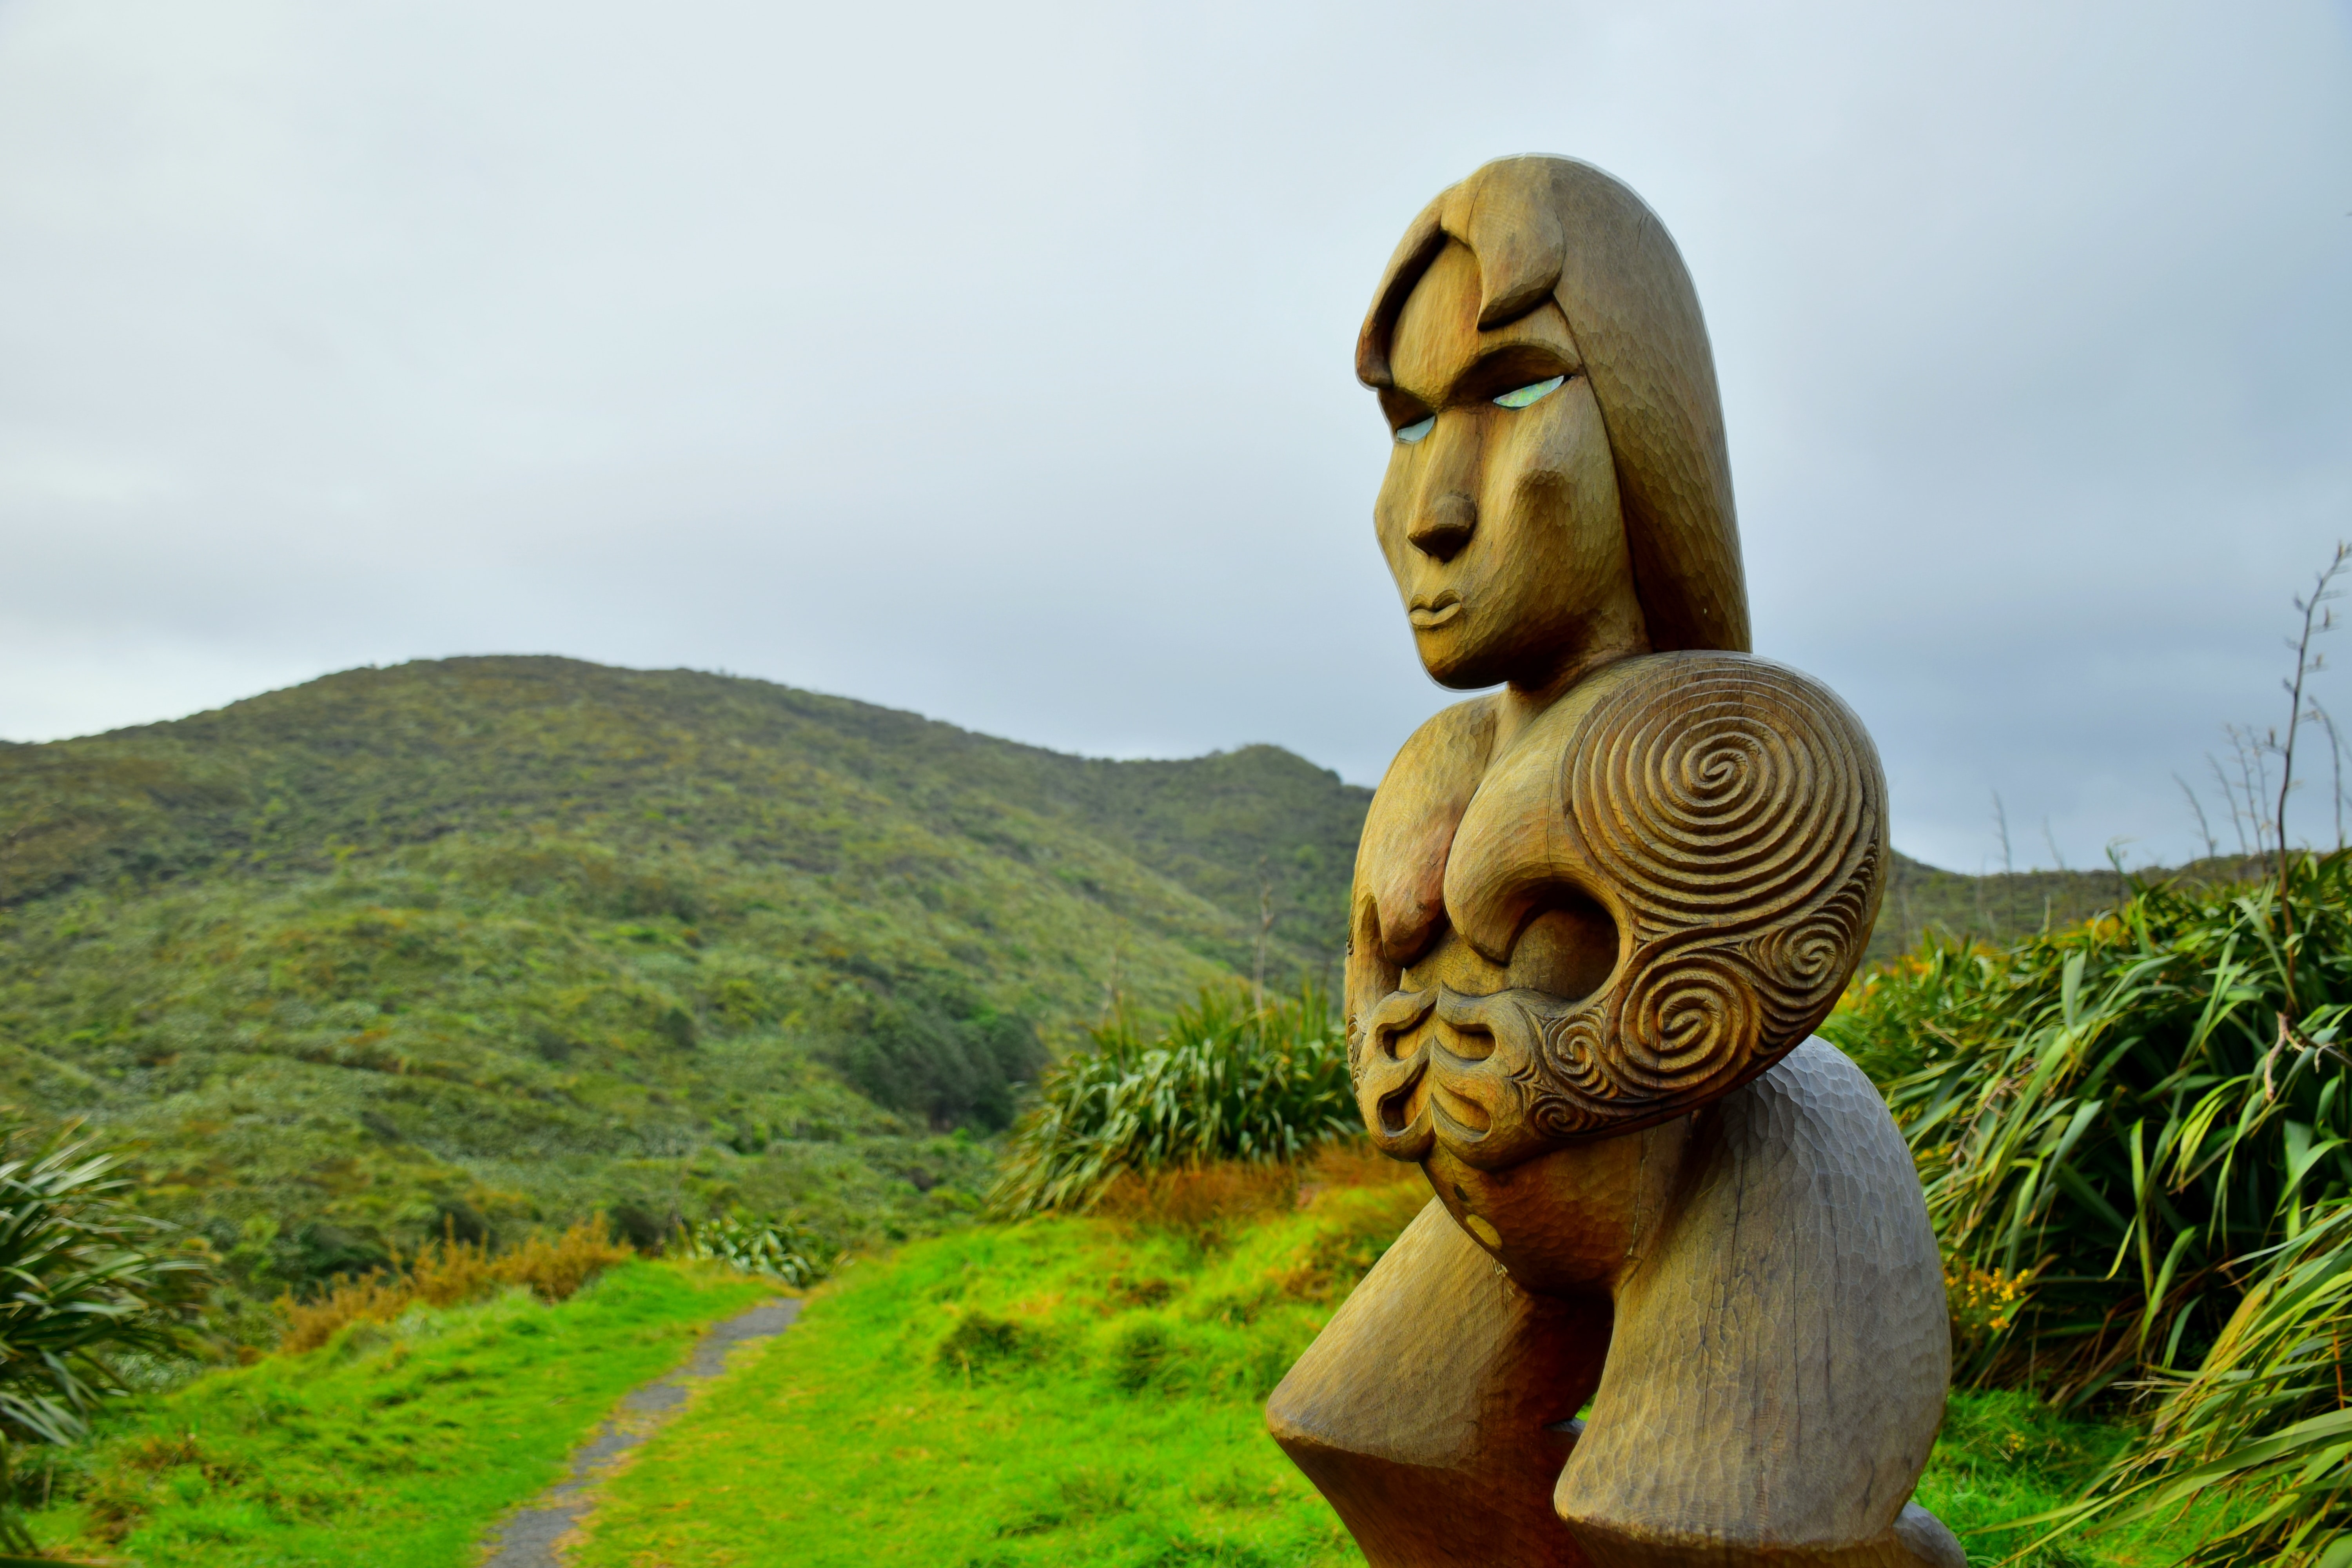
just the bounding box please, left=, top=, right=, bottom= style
left=681, top=1212, right=838, bottom=1288
left=935, top=1310, right=1054, bottom=1382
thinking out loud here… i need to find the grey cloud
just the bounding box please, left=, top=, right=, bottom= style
left=2, top=0, right=2347, bottom=873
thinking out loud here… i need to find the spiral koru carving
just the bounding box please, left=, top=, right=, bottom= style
left=1573, top=658, right=1872, bottom=933
left=1520, top=655, right=1886, bottom=1136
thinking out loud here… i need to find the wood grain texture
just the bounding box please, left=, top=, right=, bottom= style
left=1267, top=1198, right=1610, bottom=1568
left=1271, top=1045, right=1958, bottom=1568
left=1357, top=156, right=1747, bottom=655
left=1270, top=154, right=1958, bottom=1568
left=1556, top=1042, right=1955, bottom=1568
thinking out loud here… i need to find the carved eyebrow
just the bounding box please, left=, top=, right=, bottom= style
left=1451, top=343, right=1578, bottom=404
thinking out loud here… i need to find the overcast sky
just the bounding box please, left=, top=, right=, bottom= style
left=2, top=2, right=2348, bottom=873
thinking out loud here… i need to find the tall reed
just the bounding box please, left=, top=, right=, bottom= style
left=2036, top=1201, right=2352, bottom=1564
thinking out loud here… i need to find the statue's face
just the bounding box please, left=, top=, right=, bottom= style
left=1374, top=241, right=1648, bottom=691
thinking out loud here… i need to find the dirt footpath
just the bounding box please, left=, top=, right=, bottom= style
left=480, top=1298, right=800, bottom=1567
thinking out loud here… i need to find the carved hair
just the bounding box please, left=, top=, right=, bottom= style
left=1357, top=156, right=1749, bottom=655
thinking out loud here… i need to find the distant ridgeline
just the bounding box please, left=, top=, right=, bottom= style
left=0, top=654, right=2174, bottom=1292
left=0, top=657, right=1368, bottom=1287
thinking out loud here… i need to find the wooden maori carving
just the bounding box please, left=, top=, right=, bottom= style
left=1267, top=156, right=1963, bottom=1568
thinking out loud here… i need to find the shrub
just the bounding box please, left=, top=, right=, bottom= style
left=680, top=1213, right=838, bottom=1288
left=815, top=972, right=1047, bottom=1132
left=501, top=1216, right=639, bottom=1300
left=936, top=1311, right=1048, bottom=1380
left=1107, top=1319, right=1175, bottom=1392
left=989, top=983, right=1357, bottom=1218
left=276, top=1273, right=413, bottom=1357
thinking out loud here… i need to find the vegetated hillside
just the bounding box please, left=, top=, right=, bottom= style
left=1872, top=852, right=2254, bottom=962
left=1875, top=855, right=2128, bottom=961
left=0, top=657, right=1371, bottom=1287
left=0, top=655, right=1367, bottom=974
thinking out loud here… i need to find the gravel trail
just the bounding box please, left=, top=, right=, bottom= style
left=479, top=1298, right=800, bottom=1567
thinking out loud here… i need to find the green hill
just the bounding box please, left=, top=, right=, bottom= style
left=0, top=657, right=1371, bottom=1289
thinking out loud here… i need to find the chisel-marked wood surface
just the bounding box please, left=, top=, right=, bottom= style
left=1268, top=154, right=1961, bottom=1568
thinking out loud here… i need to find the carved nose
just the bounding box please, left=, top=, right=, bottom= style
left=1408, top=494, right=1476, bottom=561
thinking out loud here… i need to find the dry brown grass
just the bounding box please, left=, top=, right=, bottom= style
left=274, top=1217, right=633, bottom=1354
left=499, top=1217, right=635, bottom=1300
left=1093, top=1161, right=1298, bottom=1236
left=1297, top=1136, right=1422, bottom=1198
left=1091, top=1138, right=1421, bottom=1239
left=276, top=1271, right=413, bottom=1356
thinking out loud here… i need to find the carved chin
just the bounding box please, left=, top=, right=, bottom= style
left=1413, top=628, right=1500, bottom=690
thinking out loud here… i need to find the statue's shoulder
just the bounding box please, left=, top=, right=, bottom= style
left=1373, top=696, right=1500, bottom=806
left=1352, top=696, right=1498, bottom=967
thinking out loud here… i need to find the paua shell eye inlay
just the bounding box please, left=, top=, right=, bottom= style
left=1492, top=375, right=1564, bottom=409
left=1395, top=415, right=1436, bottom=444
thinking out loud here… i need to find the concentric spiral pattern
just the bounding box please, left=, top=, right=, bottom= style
left=1520, top=654, right=1886, bottom=1137
left=1573, top=657, right=1870, bottom=933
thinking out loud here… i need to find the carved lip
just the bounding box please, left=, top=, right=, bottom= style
left=1407, top=592, right=1462, bottom=630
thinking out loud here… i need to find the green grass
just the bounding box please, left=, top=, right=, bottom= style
left=25, top=1258, right=769, bottom=1566
left=1918, top=1390, right=2224, bottom=1566
left=567, top=1180, right=1427, bottom=1568
left=563, top=1189, right=2204, bottom=1568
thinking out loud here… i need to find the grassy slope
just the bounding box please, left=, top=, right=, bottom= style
left=29, top=1259, right=770, bottom=1566
left=0, top=657, right=1373, bottom=1275
left=570, top=1182, right=1421, bottom=1568
left=568, top=1189, right=2201, bottom=1568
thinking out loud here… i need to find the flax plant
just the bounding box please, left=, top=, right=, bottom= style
left=1826, top=853, right=2352, bottom=1408
left=0, top=1124, right=210, bottom=1557
left=2010, top=1198, right=2352, bottom=1565
left=987, top=984, right=1357, bottom=1218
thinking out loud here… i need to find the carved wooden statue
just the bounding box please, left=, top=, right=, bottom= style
left=1266, top=156, right=1963, bottom=1568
